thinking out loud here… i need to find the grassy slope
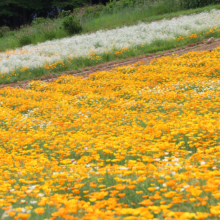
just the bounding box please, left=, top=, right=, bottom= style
left=1, top=3, right=220, bottom=52
left=1, top=3, right=220, bottom=85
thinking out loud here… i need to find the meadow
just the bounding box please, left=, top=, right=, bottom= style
left=1, top=1, right=220, bottom=53
left=0, top=47, right=220, bottom=219
left=1, top=8, right=220, bottom=84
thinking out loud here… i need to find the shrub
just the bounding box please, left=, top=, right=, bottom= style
left=74, top=8, right=80, bottom=15
left=179, top=0, right=219, bottom=9
left=8, top=30, right=16, bottom=36
left=18, top=35, right=32, bottom=46
left=60, top=10, right=71, bottom=18
left=0, top=26, right=10, bottom=38
left=44, top=31, right=56, bottom=40
left=62, top=15, right=82, bottom=35
left=31, top=17, right=52, bottom=26
left=0, top=30, right=3, bottom=38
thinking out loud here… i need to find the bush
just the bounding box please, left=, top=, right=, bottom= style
left=44, top=31, right=56, bottom=40
left=8, top=30, right=16, bottom=36
left=62, top=15, right=82, bottom=35
left=0, top=26, right=10, bottom=38
left=18, top=35, right=32, bottom=46
left=74, top=8, right=80, bottom=14
left=60, top=10, right=71, bottom=18
left=85, top=6, right=95, bottom=14
left=31, top=17, right=52, bottom=26
left=179, top=0, right=220, bottom=9
left=0, top=30, right=3, bottom=38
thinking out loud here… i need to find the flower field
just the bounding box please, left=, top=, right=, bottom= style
left=1, top=9, right=220, bottom=76
left=0, top=46, right=220, bottom=219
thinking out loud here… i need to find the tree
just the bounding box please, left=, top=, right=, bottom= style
left=0, top=0, right=95, bottom=28
left=52, top=0, right=88, bottom=8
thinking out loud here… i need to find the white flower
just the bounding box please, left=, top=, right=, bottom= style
left=119, top=166, right=129, bottom=170
left=30, top=201, right=37, bottom=204
left=183, top=185, right=190, bottom=189
left=172, top=158, right=179, bottom=162
left=38, top=193, right=44, bottom=197
left=28, top=185, right=36, bottom=190
left=1, top=10, right=220, bottom=74
left=154, top=158, right=160, bottom=161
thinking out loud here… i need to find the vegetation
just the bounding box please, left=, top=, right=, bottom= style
left=1, top=25, right=220, bottom=85
left=0, top=0, right=89, bottom=28
left=0, top=47, right=220, bottom=219
left=0, top=1, right=220, bottom=219
left=0, top=1, right=220, bottom=52
left=62, top=14, right=82, bottom=34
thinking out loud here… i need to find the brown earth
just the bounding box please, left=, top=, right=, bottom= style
left=1, top=38, right=220, bottom=90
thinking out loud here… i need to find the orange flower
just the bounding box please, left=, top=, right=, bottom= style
left=136, top=191, right=143, bottom=194
left=34, top=207, right=45, bottom=215
left=139, top=199, right=154, bottom=206
left=118, top=193, right=126, bottom=198
left=127, top=185, right=136, bottom=190
left=148, top=187, right=156, bottom=192
left=190, top=188, right=202, bottom=197
left=115, top=185, right=126, bottom=191
left=17, top=213, right=31, bottom=219
left=163, top=191, right=176, bottom=198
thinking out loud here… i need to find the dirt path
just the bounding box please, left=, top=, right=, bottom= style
left=1, top=38, right=220, bottom=89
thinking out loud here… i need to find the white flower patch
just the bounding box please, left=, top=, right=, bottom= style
left=1, top=9, right=220, bottom=74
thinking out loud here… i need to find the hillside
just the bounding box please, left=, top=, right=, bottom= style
left=0, top=1, right=220, bottom=220
left=0, top=45, right=220, bottom=220
left=1, top=5, right=220, bottom=85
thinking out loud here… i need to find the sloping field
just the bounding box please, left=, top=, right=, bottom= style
left=0, top=47, right=220, bottom=219
left=1, top=9, right=220, bottom=85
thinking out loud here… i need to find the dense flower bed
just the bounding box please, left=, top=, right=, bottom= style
left=0, top=9, right=220, bottom=75
left=0, top=48, right=220, bottom=219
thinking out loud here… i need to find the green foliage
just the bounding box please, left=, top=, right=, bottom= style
left=18, top=35, right=32, bottom=46
left=103, top=0, right=138, bottom=13
left=86, top=6, right=95, bottom=14
left=179, top=0, right=219, bottom=9
left=44, top=31, right=56, bottom=40
left=74, top=8, right=80, bottom=14
left=62, top=14, right=82, bottom=35
left=81, top=4, right=104, bottom=20
left=31, top=17, right=52, bottom=26
left=51, top=0, right=88, bottom=8
left=0, top=26, right=10, bottom=38
left=60, top=10, right=71, bottom=18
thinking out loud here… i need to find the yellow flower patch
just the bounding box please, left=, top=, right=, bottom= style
left=0, top=48, right=220, bottom=219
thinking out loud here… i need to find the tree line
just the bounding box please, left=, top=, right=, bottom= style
left=0, top=0, right=110, bottom=28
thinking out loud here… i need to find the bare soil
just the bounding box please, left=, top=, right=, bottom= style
left=1, top=38, right=220, bottom=90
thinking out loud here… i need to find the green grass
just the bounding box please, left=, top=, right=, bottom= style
left=81, top=2, right=220, bottom=33
left=0, top=19, right=68, bottom=52
left=0, top=2, right=220, bottom=52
